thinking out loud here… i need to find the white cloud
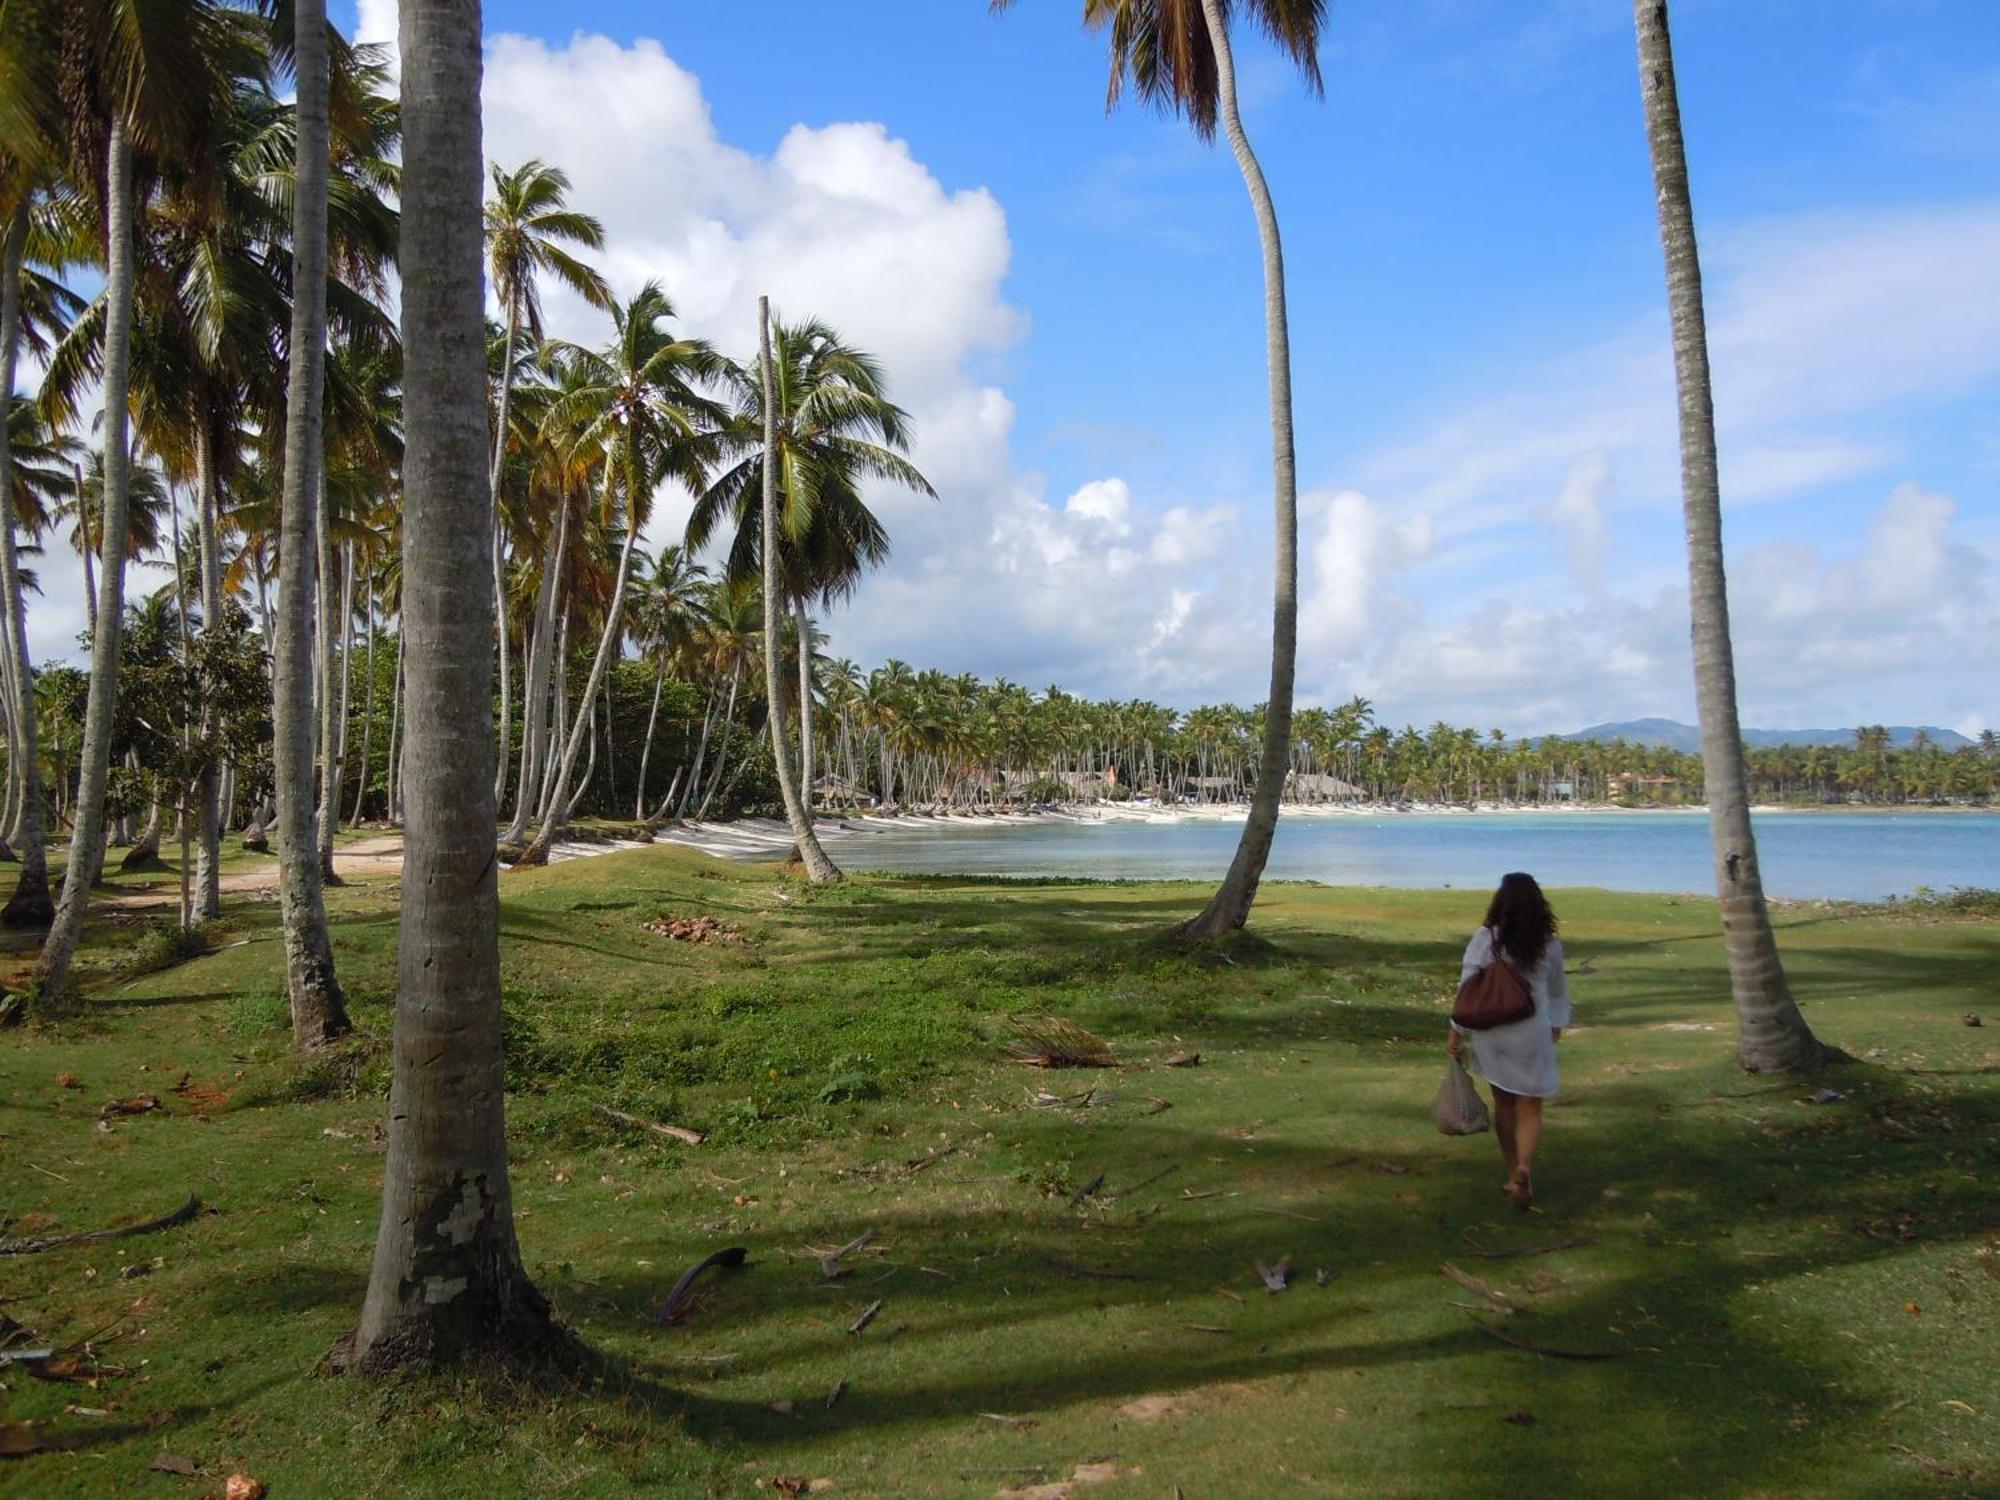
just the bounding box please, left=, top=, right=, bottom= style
left=1546, top=452, right=1611, bottom=590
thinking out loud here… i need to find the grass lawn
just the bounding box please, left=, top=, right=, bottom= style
left=1, top=844, right=1995, bottom=1497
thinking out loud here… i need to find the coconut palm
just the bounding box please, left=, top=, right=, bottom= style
left=516, top=283, right=720, bottom=864
left=484, top=160, right=611, bottom=808
left=687, top=310, right=934, bottom=879
left=629, top=542, right=708, bottom=819
left=1631, top=0, right=1823, bottom=1073
left=33, top=0, right=251, bottom=998
left=999, top=0, right=1327, bottom=936
left=270, top=0, right=350, bottom=1044
left=349, top=0, right=551, bottom=1373
left=0, top=174, right=88, bottom=919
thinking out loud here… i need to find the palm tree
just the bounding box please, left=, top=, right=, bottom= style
left=1001, top=0, right=1325, bottom=936
left=348, top=0, right=551, bottom=1373
left=516, top=283, right=720, bottom=864
left=628, top=543, right=708, bottom=819
left=687, top=310, right=935, bottom=879
left=1632, top=0, right=1823, bottom=1072
left=484, top=159, right=610, bottom=808
left=35, top=0, right=246, bottom=998
left=0, top=197, right=49, bottom=924
left=748, top=297, right=836, bottom=878
left=271, top=0, right=350, bottom=1045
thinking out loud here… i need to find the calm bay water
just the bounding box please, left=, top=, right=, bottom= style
left=830, top=811, right=1999, bottom=902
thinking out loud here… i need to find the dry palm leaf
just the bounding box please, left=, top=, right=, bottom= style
left=1001, top=1014, right=1115, bottom=1069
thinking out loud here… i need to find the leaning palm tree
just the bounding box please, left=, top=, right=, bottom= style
left=33, top=0, right=247, bottom=999
left=484, top=159, right=611, bottom=808
left=1632, top=0, right=1823, bottom=1073
left=348, top=0, right=552, bottom=1372
left=687, top=310, right=935, bottom=881
left=999, top=0, right=1326, bottom=937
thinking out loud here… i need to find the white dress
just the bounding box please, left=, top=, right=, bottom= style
left=1452, top=928, right=1570, bottom=1099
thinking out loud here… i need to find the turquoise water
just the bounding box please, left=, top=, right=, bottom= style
left=829, top=811, right=1999, bottom=902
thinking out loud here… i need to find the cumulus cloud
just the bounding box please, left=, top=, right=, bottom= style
left=1546, top=453, right=1612, bottom=591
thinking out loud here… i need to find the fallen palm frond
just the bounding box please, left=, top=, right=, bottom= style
left=0, top=1195, right=200, bottom=1256
left=1001, top=1014, right=1115, bottom=1070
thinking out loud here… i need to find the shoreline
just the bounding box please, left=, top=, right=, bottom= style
left=628, top=798, right=1994, bottom=867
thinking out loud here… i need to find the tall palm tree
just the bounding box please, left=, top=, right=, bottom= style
left=687, top=311, right=934, bottom=879
left=1632, top=0, right=1822, bottom=1072
left=517, top=283, right=719, bottom=864
left=484, top=159, right=611, bottom=809
left=271, top=0, right=350, bottom=1045
left=35, top=0, right=246, bottom=998
left=349, top=0, right=551, bottom=1373
left=1001, top=0, right=1325, bottom=936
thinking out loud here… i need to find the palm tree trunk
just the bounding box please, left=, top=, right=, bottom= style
left=695, top=663, right=743, bottom=820
left=1181, top=0, right=1299, bottom=939
left=385, top=627, right=405, bottom=823
left=318, top=534, right=355, bottom=873
left=520, top=496, right=640, bottom=864
left=502, top=502, right=564, bottom=844
left=795, top=601, right=818, bottom=813
left=490, top=293, right=520, bottom=808
left=193, top=418, right=224, bottom=919
left=350, top=0, right=551, bottom=1373
left=350, top=584, right=377, bottom=824
left=314, top=479, right=338, bottom=878
left=0, top=199, right=53, bottom=929
left=73, top=460, right=97, bottom=641
left=271, top=0, right=350, bottom=1046
left=674, top=679, right=718, bottom=819
left=1633, top=0, right=1823, bottom=1073
left=36, top=124, right=139, bottom=995
left=757, top=298, right=839, bottom=882
left=634, top=663, right=664, bottom=820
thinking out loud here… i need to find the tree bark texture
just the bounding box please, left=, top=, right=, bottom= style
left=352, top=0, right=551, bottom=1371
left=272, top=0, right=350, bottom=1045
left=36, top=125, right=138, bottom=994
left=1632, top=0, right=1823, bottom=1072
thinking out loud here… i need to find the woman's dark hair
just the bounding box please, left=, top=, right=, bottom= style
left=1484, top=871, right=1557, bottom=969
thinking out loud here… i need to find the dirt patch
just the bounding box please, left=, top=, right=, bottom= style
left=1118, top=1392, right=1202, bottom=1423
left=998, top=1463, right=1138, bottom=1500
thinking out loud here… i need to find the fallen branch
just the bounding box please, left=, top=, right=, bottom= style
left=901, top=1144, right=958, bottom=1177
left=1068, top=1172, right=1106, bottom=1208
left=1459, top=1233, right=1597, bottom=1260
left=0, top=1194, right=200, bottom=1256
left=1441, top=1261, right=1521, bottom=1314
left=819, top=1230, right=876, bottom=1280
left=1118, top=1164, right=1178, bottom=1198
left=592, top=1103, right=704, bottom=1146
left=847, top=1299, right=883, bottom=1336
left=1464, top=1312, right=1631, bottom=1360
left=652, top=1246, right=748, bottom=1326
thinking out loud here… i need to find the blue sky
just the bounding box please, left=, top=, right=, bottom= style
left=69, top=2, right=2000, bottom=734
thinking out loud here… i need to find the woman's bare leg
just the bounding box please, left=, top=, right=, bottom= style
left=1491, top=1088, right=1518, bottom=1178
left=1505, top=1095, right=1544, bottom=1209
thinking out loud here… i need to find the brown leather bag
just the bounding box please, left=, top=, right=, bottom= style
left=1452, top=929, right=1535, bottom=1031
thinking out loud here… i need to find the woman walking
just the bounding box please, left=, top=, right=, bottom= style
left=1448, top=872, right=1571, bottom=1211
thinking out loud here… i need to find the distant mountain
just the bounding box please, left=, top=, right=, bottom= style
left=1558, top=719, right=1973, bottom=752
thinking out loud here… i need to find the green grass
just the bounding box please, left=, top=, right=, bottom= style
left=1, top=845, right=1995, bottom=1497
